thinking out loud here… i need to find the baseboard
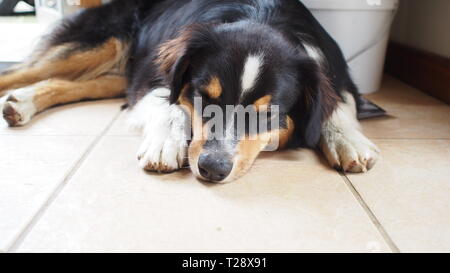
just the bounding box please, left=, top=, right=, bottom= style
left=385, top=41, right=450, bottom=104
left=80, top=0, right=103, bottom=8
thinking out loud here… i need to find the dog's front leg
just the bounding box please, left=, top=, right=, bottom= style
left=128, top=88, right=189, bottom=173
left=320, top=91, right=380, bottom=173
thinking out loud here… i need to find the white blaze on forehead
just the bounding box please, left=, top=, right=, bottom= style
left=303, top=44, right=322, bottom=62
left=241, top=54, right=263, bottom=95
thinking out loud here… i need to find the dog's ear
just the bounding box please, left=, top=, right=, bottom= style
left=157, top=25, right=218, bottom=104
left=297, top=58, right=339, bottom=147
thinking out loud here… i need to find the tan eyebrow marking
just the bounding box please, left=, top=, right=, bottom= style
left=253, top=95, right=272, bottom=112
left=178, top=84, right=193, bottom=114
left=278, top=116, right=295, bottom=149
left=204, top=76, right=222, bottom=99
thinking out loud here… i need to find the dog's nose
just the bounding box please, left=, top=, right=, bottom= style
left=198, top=153, right=233, bottom=182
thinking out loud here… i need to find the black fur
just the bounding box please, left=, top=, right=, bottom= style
left=49, top=0, right=360, bottom=148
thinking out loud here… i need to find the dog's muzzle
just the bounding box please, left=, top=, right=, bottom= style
left=197, top=151, right=233, bottom=182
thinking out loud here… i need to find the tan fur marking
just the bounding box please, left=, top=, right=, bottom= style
left=204, top=77, right=222, bottom=99
left=230, top=135, right=271, bottom=181
left=177, top=84, right=193, bottom=115
left=303, top=72, right=340, bottom=121
left=156, top=29, right=192, bottom=75
left=278, top=116, right=295, bottom=149
left=229, top=116, right=294, bottom=180
left=253, top=95, right=272, bottom=112
left=188, top=120, right=208, bottom=177
left=0, top=38, right=127, bottom=93
left=188, top=139, right=205, bottom=176
left=32, top=75, right=126, bottom=111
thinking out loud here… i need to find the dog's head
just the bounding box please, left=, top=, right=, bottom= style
left=157, top=23, right=335, bottom=183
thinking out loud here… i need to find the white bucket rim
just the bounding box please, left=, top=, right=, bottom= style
left=301, top=0, right=399, bottom=11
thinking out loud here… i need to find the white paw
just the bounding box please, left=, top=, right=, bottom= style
left=130, top=88, right=189, bottom=173
left=137, top=131, right=187, bottom=173
left=321, top=131, right=380, bottom=173
left=1, top=87, right=36, bottom=127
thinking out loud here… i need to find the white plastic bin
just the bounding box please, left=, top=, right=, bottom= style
left=302, top=0, right=399, bottom=94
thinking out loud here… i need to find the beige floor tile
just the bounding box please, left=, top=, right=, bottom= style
left=361, top=76, right=450, bottom=139
left=0, top=21, right=47, bottom=62
left=0, top=99, right=124, bottom=136
left=346, top=139, right=450, bottom=252
left=0, top=15, right=37, bottom=24
left=0, top=135, right=94, bottom=252
left=17, top=137, right=390, bottom=253
left=107, top=111, right=140, bottom=136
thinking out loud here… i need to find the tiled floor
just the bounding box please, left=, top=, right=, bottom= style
left=0, top=16, right=48, bottom=63
left=0, top=76, right=449, bottom=253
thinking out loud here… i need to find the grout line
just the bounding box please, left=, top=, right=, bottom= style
left=7, top=111, right=122, bottom=253
left=338, top=172, right=401, bottom=253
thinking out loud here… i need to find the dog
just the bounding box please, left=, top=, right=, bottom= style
left=0, top=0, right=379, bottom=183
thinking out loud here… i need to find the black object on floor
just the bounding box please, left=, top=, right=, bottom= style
left=0, top=0, right=35, bottom=15
left=357, top=97, right=387, bottom=120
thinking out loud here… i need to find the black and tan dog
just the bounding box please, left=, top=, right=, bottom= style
left=0, top=0, right=379, bottom=183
